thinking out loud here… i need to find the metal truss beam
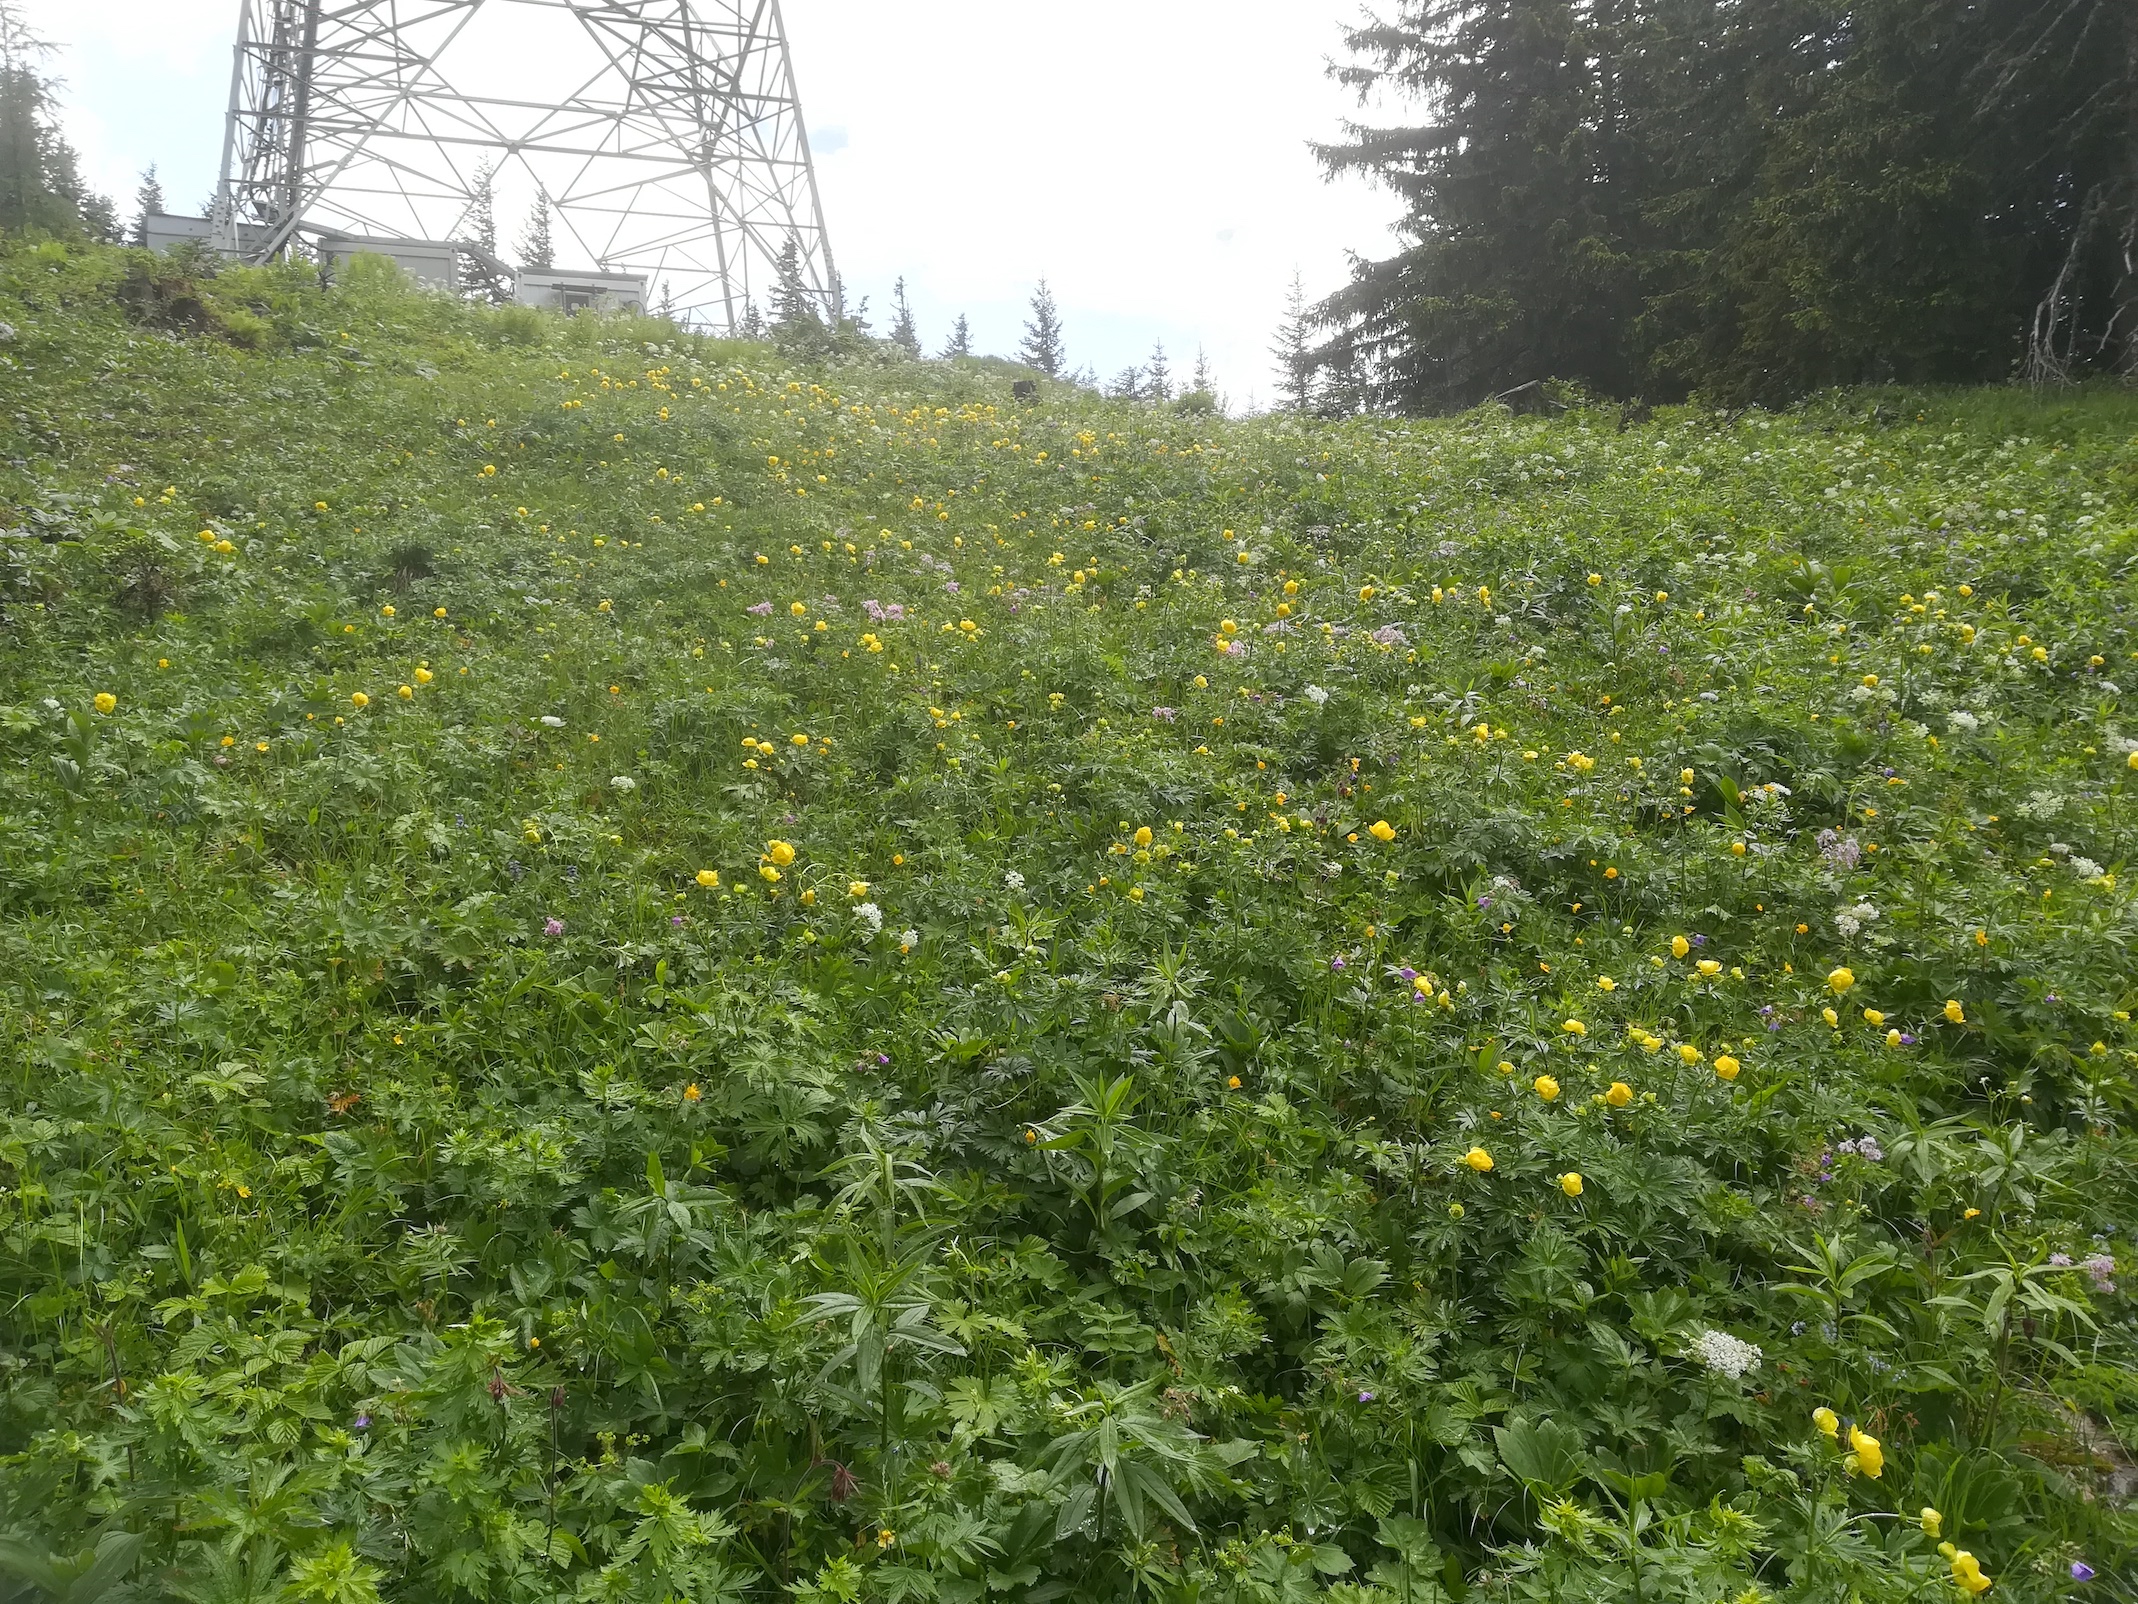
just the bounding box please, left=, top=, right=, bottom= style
left=214, top=0, right=837, bottom=330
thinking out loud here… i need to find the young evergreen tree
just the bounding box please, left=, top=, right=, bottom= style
left=516, top=189, right=554, bottom=270
left=130, top=164, right=162, bottom=247
left=940, top=313, right=972, bottom=359
left=741, top=299, right=765, bottom=340
left=1017, top=278, right=1065, bottom=377
left=1107, top=364, right=1144, bottom=400
left=1270, top=271, right=1315, bottom=411
left=1145, top=339, right=1171, bottom=401
left=889, top=276, right=921, bottom=358
left=456, top=159, right=510, bottom=302
left=1191, top=345, right=1214, bottom=395
left=772, top=235, right=827, bottom=355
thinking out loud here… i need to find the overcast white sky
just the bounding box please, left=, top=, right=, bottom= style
left=23, top=0, right=1401, bottom=410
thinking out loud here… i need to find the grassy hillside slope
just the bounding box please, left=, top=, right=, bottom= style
left=3, top=236, right=2137, bottom=1603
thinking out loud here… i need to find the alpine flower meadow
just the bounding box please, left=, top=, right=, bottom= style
left=0, top=237, right=2132, bottom=1603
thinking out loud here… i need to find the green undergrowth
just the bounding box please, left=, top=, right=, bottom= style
left=2, top=236, right=2137, bottom=1604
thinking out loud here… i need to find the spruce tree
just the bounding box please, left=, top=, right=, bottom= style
left=516, top=189, right=554, bottom=270
left=1017, top=278, right=1065, bottom=377
left=1191, top=346, right=1214, bottom=395
left=889, top=276, right=921, bottom=358
left=1107, top=364, right=1144, bottom=400
left=1145, top=339, right=1171, bottom=401
left=941, top=313, right=972, bottom=359
left=771, top=235, right=826, bottom=354
left=1270, top=271, right=1314, bottom=410
left=0, top=2, right=111, bottom=238
left=457, top=159, right=510, bottom=302
left=130, top=165, right=163, bottom=247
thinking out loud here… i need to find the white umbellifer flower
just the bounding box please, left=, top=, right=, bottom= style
left=609, top=775, right=636, bottom=791
left=1304, top=685, right=1330, bottom=707
left=898, top=928, right=919, bottom=951
left=1692, top=1329, right=1763, bottom=1379
left=1946, top=710, right=1979, bottom=733
left=853, top=902, right=883, bottom=936
left=540, top=715, right=566, bottom=728
left=2071, top=857, right=2103, bottom=880
left=1004, top=870, right=1026, bottom=891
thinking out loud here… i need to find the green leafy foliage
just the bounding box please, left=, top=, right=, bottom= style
left=0, top=236, right=2134, bottom=1602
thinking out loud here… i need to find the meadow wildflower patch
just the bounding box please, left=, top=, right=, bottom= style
left=0, top=240, right=2133, bottom=1601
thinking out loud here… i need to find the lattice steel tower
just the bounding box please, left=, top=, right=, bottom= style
left=213, top=0, right=837, bottom=328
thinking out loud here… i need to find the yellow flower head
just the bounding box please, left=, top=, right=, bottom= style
left=1697, top=958, right=1721, bottom=978
left=765, top=840, right=796, bottom=867
left=1822, top=1006, right=1840, bottom=1028
left=848, top=880, right=870, bottom=896
left=1848, top=1425, right=1884, bottom=1478
left=1828, top=967, right=1856, bottom=994
left=1943, top=999, right=1966, bottom=1025
left=1368, top=819, right=1396, bottom=843
left=1604, top=1081, right=1633, bottom=1108
left=350, top=691, right=370, bottom=709
left=414, top=667, right=434, bottom=685
left=1463, top=1146, right=1494, bottom=1172
left=1562, top=1019, right=1587, bottom=1037
left=1949, top=1552, right=1989, bottom=1595
left=1813, top=1406, right=1839, bottom=1437
left=1863, top=1008, right=1885, bottom=1027
left=1919, top=1507, right=1942, bottom=1538
left=696, top=869, right=720, bottom=889
left=1558, top=1172, right=1583, bottom=1197
left=759, top=865, right=781, bottom=883
left=1670, top=935, right=1690, bottom=958
left=1133, top=825, right=1153, bottom=847
left=1678, top=1043, right=1702, bottom=1065
left=1533, top=1075, right=1560, bottom=1101
left=789, top=601, right=807, bottom=616
left=1713, top=1054, right=1741, bottom=1081
left=92, top=692, right=117, bottom=714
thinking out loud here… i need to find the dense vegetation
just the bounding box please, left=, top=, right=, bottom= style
left=1310, top=0, right=2138, bottom=409
left=3, top=238, right=2137, bottom=1604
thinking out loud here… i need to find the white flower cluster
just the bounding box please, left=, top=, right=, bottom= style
left=1304, top=684, right=1331, bottom=707
left=853, top=902, right=883, bottom=937
left=1946, top=710, right=1980, bottom=733
left=1692, top=1329, right=1763, bottom=1379
left=1004, top=870, right=1026, bottom=892
left=1834, top=901, right=1880, bottom=938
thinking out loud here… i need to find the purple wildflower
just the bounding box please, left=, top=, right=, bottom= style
left=746, top=600, right=774, bottom=616
left=543, top=917, right=565, bottom=937
left=1330, top=956, right=1347, bottom=972
left=1151, top=706, right=1176, bottom=722
left=354, top=1414, right=372, bottom=1430
left=670, top=915, right=686, bottom=927
left=943, top=580, right=959, bottom=594
left=2081, top=1254, right=2116, bottom=1291
left=1358, top=1390, right=1376, bottom=1403
left=1398, top=967, right=1417, bottom=982
left=2072, top=1562, right=2095, bottom=1582
left=2050, top=1252, right=2074, bottom=1267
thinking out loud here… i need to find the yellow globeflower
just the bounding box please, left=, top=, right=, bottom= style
left=92, top=692, right=117, bottom=714
left=1368, top=819, right=1396, bottom=842
left=1670, top=935, right=1690, bottom=958
left=791, top=732, right=810, bottom=746
left=1822, top=1006, right=1840, bottom=1028
left=350, top=691, right=370, bottom=709
left=1950, top=1552, right=1990, bottom=1596
left=789, top=601, right=807, bottom=616
left=1533, top=1075, right=1560, bottom=1101
left=1886, top=1028, right=1904, bottom=1048
left=1919, top=1508, right=1942, bottom=1538
left=1713, top=1054, right=1740, bottom=1081
left=396, top=684, right=414, bottom=700
left=1133, top=825, right=1153, bottom=847
left=848, top=880, right=870, bottom=896
left=1562, top=1019, right=1587, bottom=1036
left=765, top=839, right=796, bottom=866
left=1863, top=1008, right=1885, bottom=1027
left=1828, top=967, right=1856, bottom=994
left=1696, top=958, right=1721, bottom=978
left=414, top=667, right=434, bottom=685
left=1463, top=1146, right=1494, bottom=1172
left=1604, top=1081, right=1633, bottom=1107
left=759, top=864, right=781, bottom=883
left=1943, top=999, right=1966, bottom=1025
left=695, top=869, right=720, bottom=889
left=1558, top=1172, right=1583, bottom=1197
left=1812, top=1407, right=1839, bottom=1437
left=1848, top=1425, right=1884, bottom=1478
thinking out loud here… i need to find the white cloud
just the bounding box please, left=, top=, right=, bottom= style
left=25, top=0, right=1399, bottom=406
